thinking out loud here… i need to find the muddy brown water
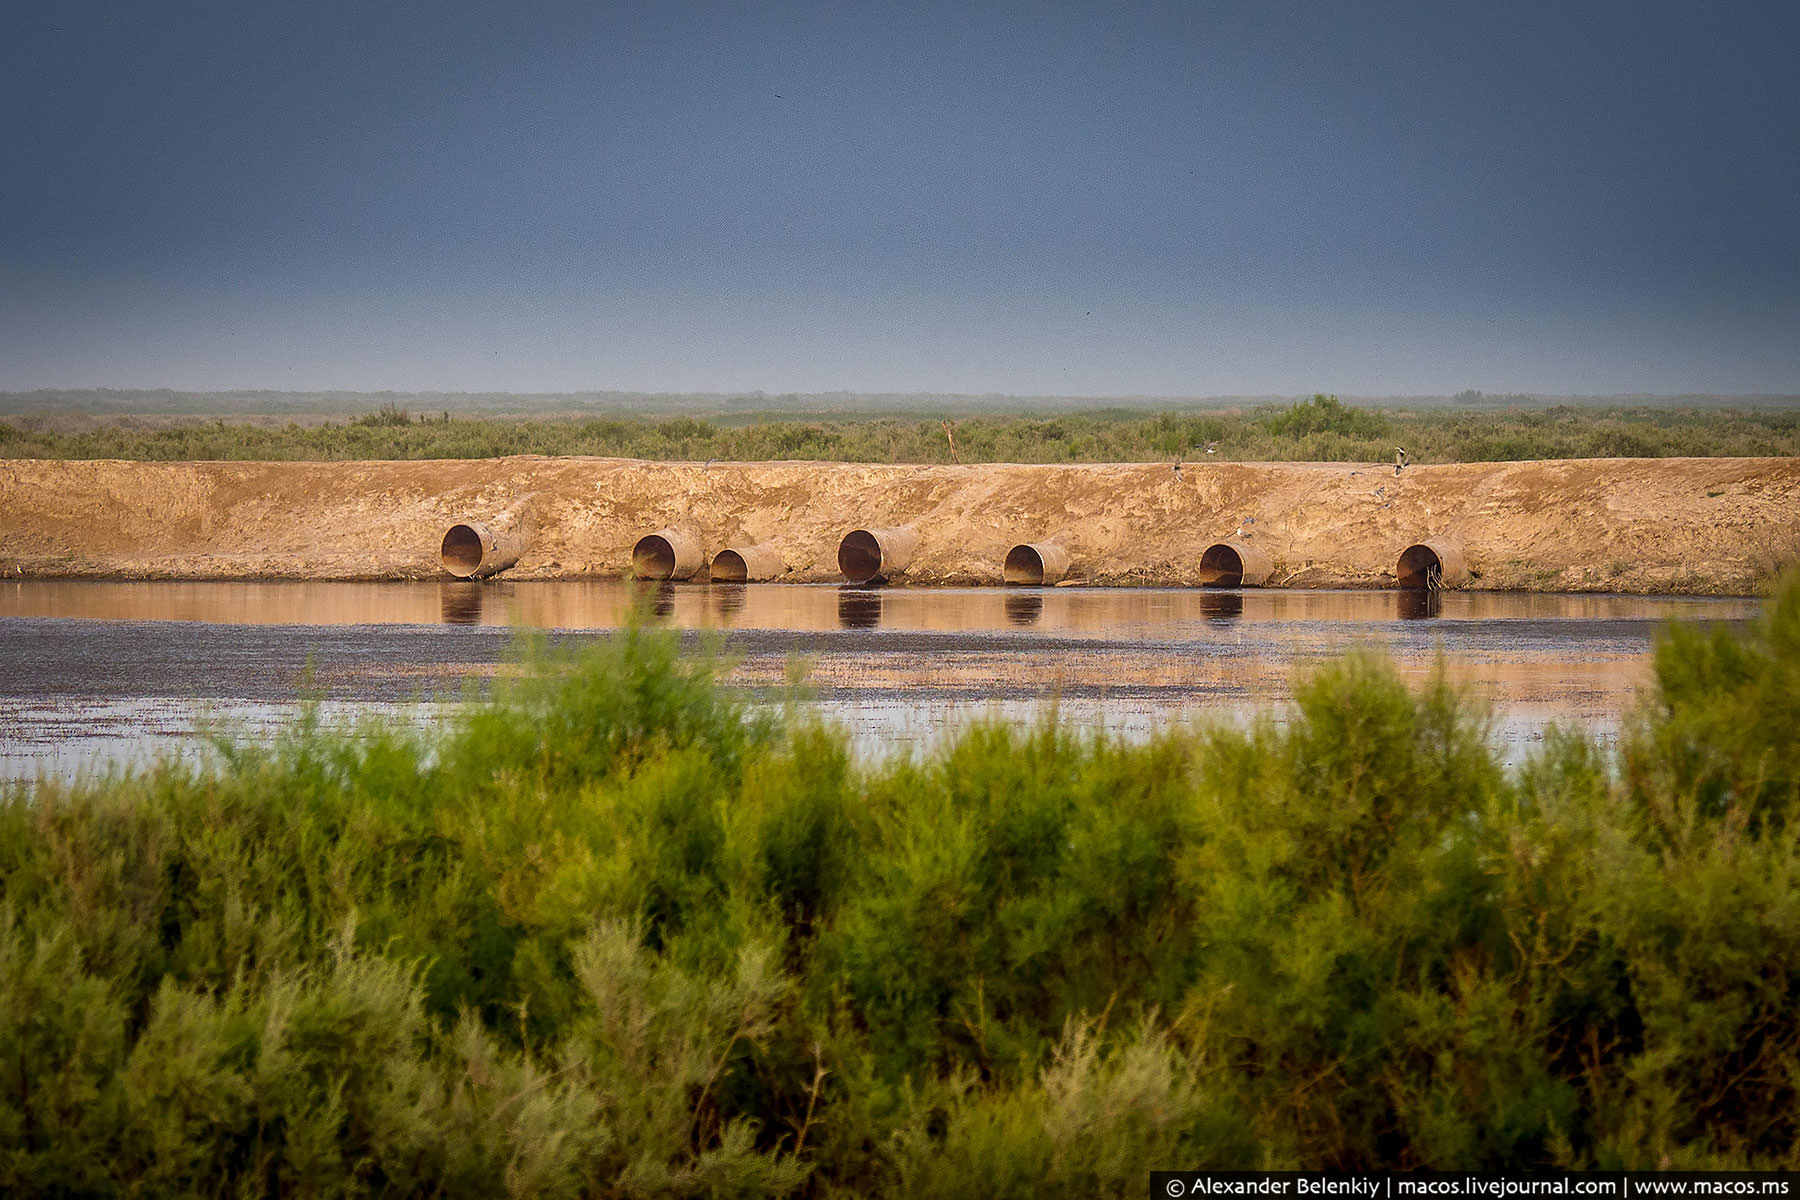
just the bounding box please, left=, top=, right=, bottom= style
left=0, top=580, right=1762, bottom=779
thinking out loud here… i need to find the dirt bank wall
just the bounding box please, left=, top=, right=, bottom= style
left=2, top=456, right=1796, bottom=593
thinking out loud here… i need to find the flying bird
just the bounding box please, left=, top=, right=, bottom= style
left=1394, top=447, right=1409, bottom=476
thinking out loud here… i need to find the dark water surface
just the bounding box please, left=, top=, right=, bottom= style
left=0, top=581, right=1761, bottom=779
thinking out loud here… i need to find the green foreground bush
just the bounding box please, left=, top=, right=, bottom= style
left=3, top=577, right=1799, bottom=1195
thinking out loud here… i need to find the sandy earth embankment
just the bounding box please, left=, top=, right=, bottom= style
left=1, top=456, right=1796, bottom=593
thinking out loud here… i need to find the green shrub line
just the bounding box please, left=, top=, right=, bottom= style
left=3, top=395, right=1798, bottom=463
left=3, top=576, right=1799, bottom=1194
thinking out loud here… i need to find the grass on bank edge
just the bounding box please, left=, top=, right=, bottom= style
left=1, top=574, right=1799, bottom=1196
left=4, top=394, right=1799, bottom=464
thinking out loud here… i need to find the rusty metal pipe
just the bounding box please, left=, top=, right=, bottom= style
left=633, top=528, right=703, bottom=581
left=1197, top=540, right=1273, bottom=587
left=837, top=526, right=919, bottom=585
left=710, top=544, right=784, bottom=582
left=1397, top=538, right=1469, bottom=589
left=439, top=496, right=535, bottom=579
left=1002, top=542, right=1070, bottom=585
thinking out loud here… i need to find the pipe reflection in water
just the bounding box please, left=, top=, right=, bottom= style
left=1197, top=591, right=1244, bottom=623
left=710, top=583, right=747, bottom=624
left=838, top=587, right=884, bottom=629
left=439, top=582, right=484, bottom=625
left=1398, top=589, right=1442, bottom=620
left=629, top=580, right=679, bottom=618
left=1004, top=592, right=1044, bottom=627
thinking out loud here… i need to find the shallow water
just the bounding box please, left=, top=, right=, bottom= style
left=0, top=581, right=1761, bottom=780
left=0, top=578, right=1756, bottom=632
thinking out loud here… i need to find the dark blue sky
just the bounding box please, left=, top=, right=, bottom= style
left=4, top=1, right=1796, bottom=395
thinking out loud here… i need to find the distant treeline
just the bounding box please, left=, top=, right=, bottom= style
left=3, top=575, right=1799, bottom=1192
left=2, top=394, right=1798, bottom=463
left=8, top=387, right=1795, bottom=421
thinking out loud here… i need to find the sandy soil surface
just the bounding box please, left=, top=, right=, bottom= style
left=2, top=456, right=1797, bottom=592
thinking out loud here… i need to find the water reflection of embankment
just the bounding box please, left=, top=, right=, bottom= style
left=1, top=580, right=1760, bottom=636
left=1, top=583, right=1758, bottom=782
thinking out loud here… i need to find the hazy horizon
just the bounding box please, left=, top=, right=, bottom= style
left=5, top=3, right=1797, bottom=398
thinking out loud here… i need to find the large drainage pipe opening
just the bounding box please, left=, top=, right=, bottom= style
left=440, top=524, right=487, bottom=577
left=1197, top=540, right=1272, bottom=587
left=1003, top=542, right=1069, bottom=586
left=709, top=544, right=783, bottom=582
left=633, top=529, right=703, bottom=581
left=838, top=526, right=918, bottom=586
left=440, top=520, right=526, bottom=579
left=439, top=494, right=536, bottom=580
left=1397, top=538, right=1469, bottom=589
